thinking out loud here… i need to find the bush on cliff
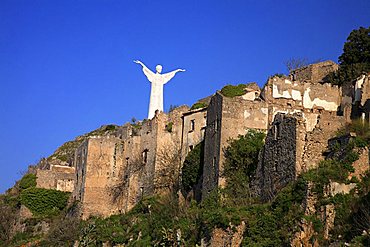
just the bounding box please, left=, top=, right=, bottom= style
left=20, top=188, right=70, bottom=217
left=18, top=174, right=37, bottom=190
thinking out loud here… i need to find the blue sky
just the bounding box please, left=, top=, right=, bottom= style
left=0, top=0, right=369, bottom=193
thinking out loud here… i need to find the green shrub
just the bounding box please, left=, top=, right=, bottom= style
left=350, top=119, right=370, bottom=138
left=105, top=124, right=116, bottom=131
left=41, top=216, right=81, bottom=247
left=56, top=154, right=68, bottom=162
left=190, top=102, right=207, bottom=110
left=181, top=141, right=204, bottom=195
left=353, top=136, right=368, bottom=148
left=20, top=188, right=70, bottom=217
left=220, top=84, right=246, bottom=97
left=303, top=215, right=324, bottom=232
left=223, top=130, right=265, bottom=205
left=18, top=174, right=37, bottom=190
left=165, top=122, right=173, bottom=132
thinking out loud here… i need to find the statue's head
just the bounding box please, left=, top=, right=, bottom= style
left=156, top=65, right=163, bottom=74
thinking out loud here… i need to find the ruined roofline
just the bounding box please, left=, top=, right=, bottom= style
left=264, top=75, right=341, bottom=88
left=289, top=60, right=338, bottom=74
left=182, top=106, right=208, bottom=116
left=84, top=135, right=119, bottom=139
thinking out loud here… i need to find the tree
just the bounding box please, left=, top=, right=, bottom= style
left=284, top=58, right=309, bottom=72
left=328, top=26, right=370, bottom=85
left=222, top=130, right=265, bottom=205
left=154, top=144, right=182, bottom=194
left=181, top=141, right=204, bottom=198
left=339, top=27, right=370, bottom=66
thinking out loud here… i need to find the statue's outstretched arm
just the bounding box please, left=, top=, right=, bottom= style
left=134, top=60, right=155, bottom=82
left=162, top=69, right=185, bottom=84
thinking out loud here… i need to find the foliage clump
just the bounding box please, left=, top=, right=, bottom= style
left=190, top=102, right=208, bottom=110
left=270, top=73, right=286, bottom=78
left=181, top=141, right=204, bottom=196
left=18, top=174, right=37, bottom=190
left=20, top=188, right=70, bottom=217
left=223, top=130, right=265, bottom=205
left=326, top=26, right=370, bottom=85
left=220, top=84, right=246, bottom=97
left=165, top=122, right=173, bottom=132
left=340, top=119, right=370, bottom=144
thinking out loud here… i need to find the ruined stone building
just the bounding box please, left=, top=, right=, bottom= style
left=36, top=165, right=75, bottom=192
left=202, top=61, right=347, bottom=198
left=34, top=60, right=370, bottom=218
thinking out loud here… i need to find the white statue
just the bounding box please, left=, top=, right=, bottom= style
left=134, top=60, right=185, bottom=119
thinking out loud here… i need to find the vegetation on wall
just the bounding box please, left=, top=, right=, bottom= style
left=223, top=130, right=265, bottom=206
left=220, top=84, right=246, bottom=97
left=181, top=141, right=204, bottom=196
left=165, top=121, right=173, bottom=132
left=20, top=188, right=70, bottom=217
left=190, top=102, right=208, bottom=110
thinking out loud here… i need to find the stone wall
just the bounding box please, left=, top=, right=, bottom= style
left=255, top=113, right=300, bottom=201
left=181, top=107, right=207, bottom=164
left=202, top=93, right=223, bottom=195
left=73, top=136, right=125, bottom=219
left=301, top=111, right=346, bottom=171
left=153, top=106, right=189, bottom=194
left=202, top=90, right=269, bottom=197
left=264, top=76, right=341, bottom=113
left=72, top=106, right=192, bottom=218
left=353, top=74, right=370, bottom=122
left=290, top=60, right=338, bottom=83
left=36, top=165, right=75, bottom=192
left=202, top=65, right=346, bottom=200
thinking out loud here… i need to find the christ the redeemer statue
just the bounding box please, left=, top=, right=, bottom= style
left=134, top=60, right=185, bottom=119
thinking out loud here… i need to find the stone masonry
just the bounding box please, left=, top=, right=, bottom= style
left=34, top=60, right=369, bottom=217
left=202, top=61, right=346, bottom=199
left=36, top=165, right=75, bottom=192
left=72, top=106, right=190, bottom=219
left=255, top=113, right=301, bottom=202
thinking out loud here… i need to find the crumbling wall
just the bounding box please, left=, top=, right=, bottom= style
left=202, top=93, right=223, bottom=196
left=255, top=113, right=299, bottom=201
left=153, top=106, right=189, bottom=194
left=302, top=83, right=341, bottom=112
left=73, top=105, right=191, bottom=218
left=301, top=111, right=346, bottom=171
left=73, top=140, right=88, bottom=203
left=181, top=108, right=207, bottom=164
left=74, top=137, right=125, bottom=219
left=355, top=74, right=370, bottom=122
left=219, top=94, right=269, bottom=188
left=120, top=135, right=142, bottom=212
left=36, top=165, right=75, bottom=192
left=264, top=76, right=341, bottom=113
left=290, top=60, right=338, bottom=83
left=202, top=91, right=269, bottom=197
